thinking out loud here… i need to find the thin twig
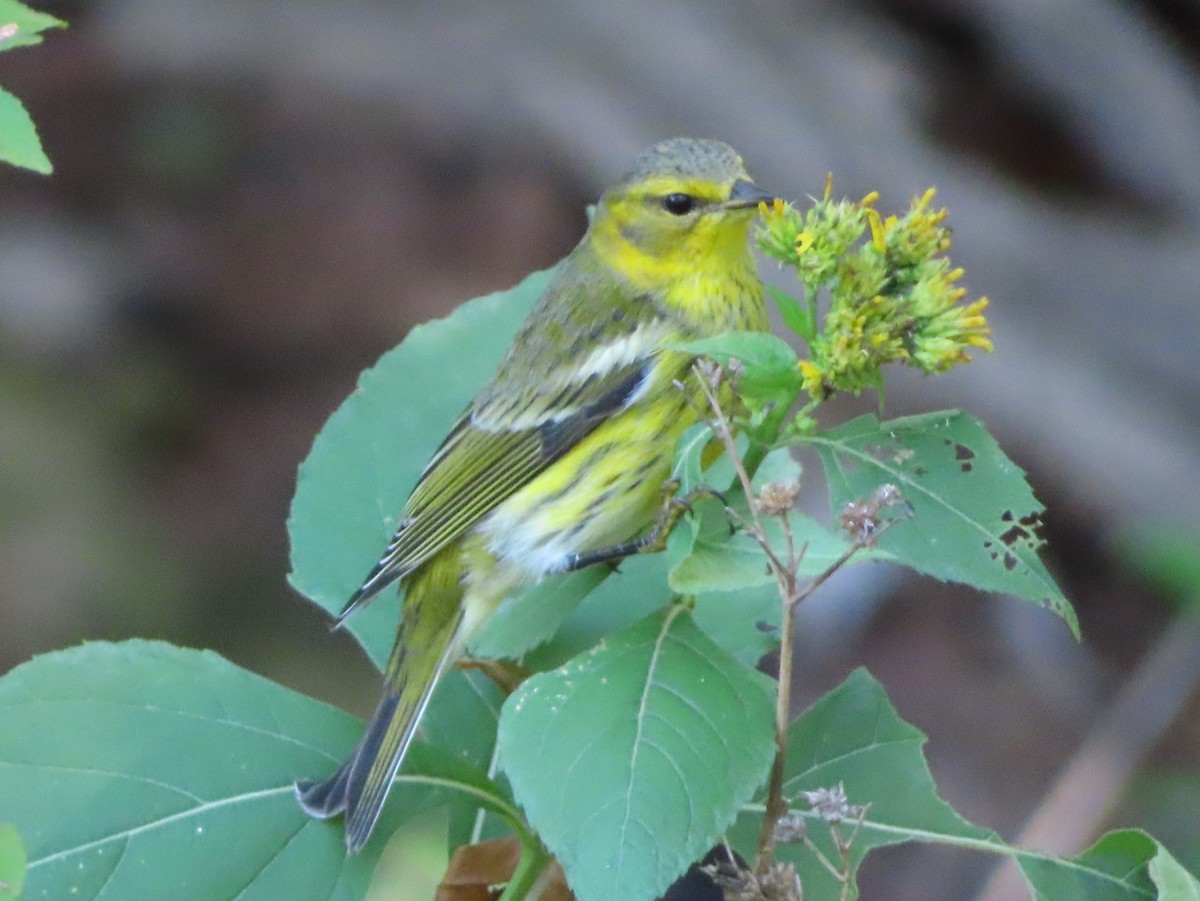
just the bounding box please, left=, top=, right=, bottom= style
left=691, top=360, right=899, bottom=876
left=691, top=362, right=788, bottom=580
left=758, top=568, right=797, bottom=866
left=754, top=518, right=899, bottom=872
left=800, top=833, right=846, bottom=882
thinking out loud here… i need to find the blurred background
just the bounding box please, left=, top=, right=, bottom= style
left=1, top=0, right=1198, bottom=897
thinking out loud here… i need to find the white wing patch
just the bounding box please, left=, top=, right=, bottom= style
left=472, top=323, right=666, bottom=432
left=572, top=323, right=669, bottom=383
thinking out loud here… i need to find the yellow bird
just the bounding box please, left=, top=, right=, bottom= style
left=296, top=138, right=775, bottom=852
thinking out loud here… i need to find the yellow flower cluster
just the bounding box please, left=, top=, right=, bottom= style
left=758, top=183, right=992, bottom=400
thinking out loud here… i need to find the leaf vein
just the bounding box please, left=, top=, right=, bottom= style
left=26, top=785, right=295, bottom=871
left=0, top=760, right=205, bottom=802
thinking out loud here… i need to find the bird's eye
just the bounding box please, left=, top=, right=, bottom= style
left=661, top=193, right=697, bottom=216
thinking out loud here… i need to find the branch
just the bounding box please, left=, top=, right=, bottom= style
left=689, top=359, right=906, bottom=876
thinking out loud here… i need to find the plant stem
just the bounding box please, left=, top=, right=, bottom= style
left=756, top=572, right=796, bottom=869
left=498, top=831, right=554, bottom=901
left=753, top=524, right=897, bottom=873
left=742, top=396, right=793, bottom=476
left=800, top=833, right=845, bottom=883
left=694, top=360, right=902, bottom=878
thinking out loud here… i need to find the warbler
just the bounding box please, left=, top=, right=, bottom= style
left=296, top=138, right=776, bottom=852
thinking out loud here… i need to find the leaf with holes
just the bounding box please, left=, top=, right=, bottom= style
left=809, top=411, right=1076, bottom=635
left=497, top=606, right=775, bottom=901
left=729, top=671, right=1189, bottom=899
left=0, top=640, right=512, bottom=900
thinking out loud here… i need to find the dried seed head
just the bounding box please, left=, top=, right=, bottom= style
left=838, top=483, right=906, bottom=541
left=703, top=859, right=802, bottom=901
left=800, top=782, right=866, bottom=823
left=874, top=483, right=903, bottom=507
left=772, top=809, right=807, bottom=845
left=757, top=861, right=803, bottom=901
left=757, top=480, right=800, bottom=517
left=694, top=358, right=722, bottom=382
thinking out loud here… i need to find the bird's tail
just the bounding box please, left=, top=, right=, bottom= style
left=295, top=552, right=466, bottom=853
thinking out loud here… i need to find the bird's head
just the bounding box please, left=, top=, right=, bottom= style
left=589, top=138, right=777, bottom=293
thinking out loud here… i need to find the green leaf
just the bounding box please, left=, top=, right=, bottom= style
left=0, top=641, right=381, bottom=898
left=0, top=3, right=63, bottom=174
left=476, top=542, right=685, bottom=676
left=672, top=423, right=713, bottom=494
left=730, top=668, right=995, bottom=898
left=667, top=444, right=831, bottom=658
left=663, top=425, right=746, bottom=585
left=692, top=582, right=782, bottom=666
left=677, top=331, right=797, bottom=372
left=809, top=411, right=1077, bottom=636
left=0, top=641, right=519, bottom=900
left=0, top=824, right=25, bottom=901
left=420, top=668, right=503, bottom=773
left=669, top=510, right=879, bottom=595
left=0, top=1, right=65, bottom=51
left=1017, top=830, right=1157, bottom=900
left=767, top=284, right=813, bottom=342
left=676, top=331, right=802, bottom=399
left=498, top=606, right=775, bottom=901
left=670, top=423, right=742, bottom=496
left=1123, top=770, right=1200, bottom=875
left=0, top=87, right=50, bottom=174
left=417, top=668, right=505, bottom=846
left=667, top=445, right=885, bottom=633
left=1149, top=838, right=1200, bottom=899
left=523, top=553, right=671, bottom=670
left=663, top=439, right=796, bottom=665
left=750, top=445, right=801, bottom=491
left=470, top=567, right=611, bottom=661
left=287, top=266, right=555, bottom=669
left=729, top=673, right=1187, bottom=900
left=391, top=741, right=520, bottom=832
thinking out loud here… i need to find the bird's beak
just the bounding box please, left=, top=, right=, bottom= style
left=722, top=178, right=780, bottom=210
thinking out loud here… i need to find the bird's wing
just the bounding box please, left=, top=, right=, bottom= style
left=337, top=356, right=655, bottom=621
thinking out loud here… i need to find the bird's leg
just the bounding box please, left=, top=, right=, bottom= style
left=562, top=480, right=727, bottom=572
